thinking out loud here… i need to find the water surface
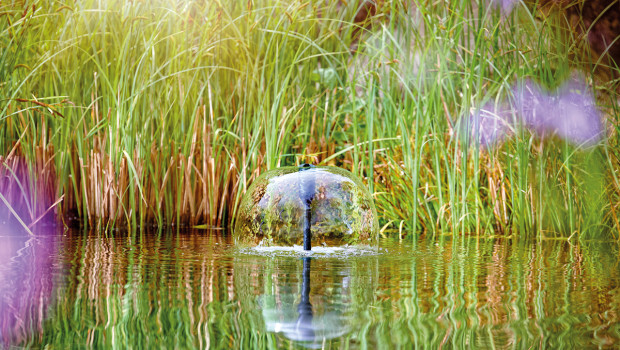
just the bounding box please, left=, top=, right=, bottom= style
left=2, top=229, right=619, bottom=348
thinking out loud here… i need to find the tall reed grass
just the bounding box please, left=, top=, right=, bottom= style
left=0, top=0, right=618, bottom=239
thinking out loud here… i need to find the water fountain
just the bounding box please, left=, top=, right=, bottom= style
left=259, top=256, right=352, bottom=348
left=234, top=164, right=379, bottom=249
left=235, top=164, right=379, bottom=346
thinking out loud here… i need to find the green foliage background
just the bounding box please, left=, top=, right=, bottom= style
left=1, top=0, right=619, bottom=239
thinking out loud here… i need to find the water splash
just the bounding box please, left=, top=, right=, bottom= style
left=238, top=244, right=384, bottom=259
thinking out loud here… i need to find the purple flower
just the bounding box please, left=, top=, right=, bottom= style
left=462, top=103, right=515, bottom=148
left=0, top=220, right=57, bottom=345
left=513, top=78, right=604, bottom=146
left=487, top=0, right=521, bottom=14
left=0, top=160, right=60, bottom=345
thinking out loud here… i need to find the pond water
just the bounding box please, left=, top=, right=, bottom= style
left=1, top=228, right=619, bottom=349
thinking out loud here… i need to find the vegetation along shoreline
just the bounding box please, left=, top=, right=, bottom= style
left=1, top=1, right=619, bottom=241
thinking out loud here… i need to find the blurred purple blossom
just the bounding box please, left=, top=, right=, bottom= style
left=463, top=76, right=605, bottom=148
left=1, top=173, right=58, bottom=346
left=487, top=0, right=521, bottom=14
left=463, top=103, right=514, bottom=147
left=513, top=78, right=604, bottom=146
left=0, top=223, right=57, bottom=346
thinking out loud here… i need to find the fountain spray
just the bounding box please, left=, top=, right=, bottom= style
left=299, top=164, right=315, bottom=251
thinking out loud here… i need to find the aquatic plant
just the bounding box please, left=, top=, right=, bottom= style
left=0, top=0, right=618, bottom=239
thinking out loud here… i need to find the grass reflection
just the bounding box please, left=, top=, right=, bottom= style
left=21, top=231, right=618, bottom=348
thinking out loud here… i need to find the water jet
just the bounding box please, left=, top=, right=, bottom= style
left=234, top=165, right=378, bottom=248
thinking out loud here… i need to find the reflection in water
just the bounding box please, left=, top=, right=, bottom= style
left=298, top=258, right=314, bottom=339
left=260, top=257, right=351, bottom=348
left=0, top=224, right=57, bottom=346
left=7, top=230, right=619, bottom=348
